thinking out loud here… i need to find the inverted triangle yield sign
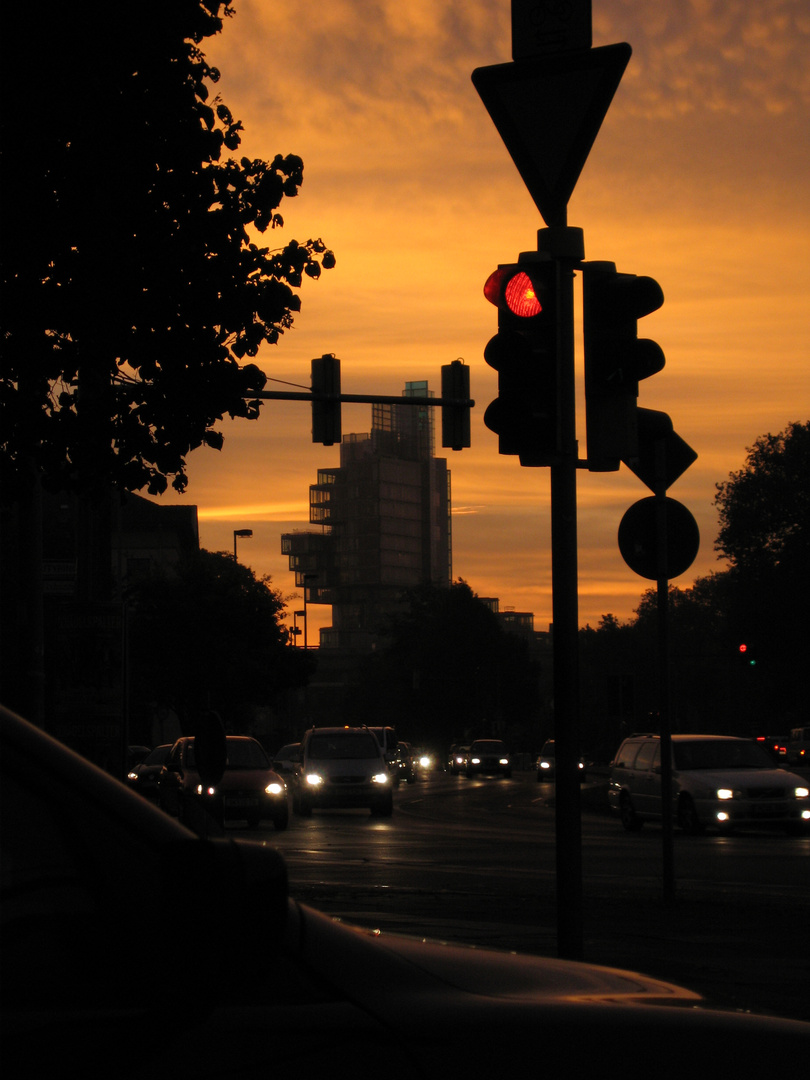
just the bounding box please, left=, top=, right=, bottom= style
left=472, top=43, right=632, bottom=227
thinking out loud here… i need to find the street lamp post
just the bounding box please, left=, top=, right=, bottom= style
left=233, top=528, right=253, bottom=562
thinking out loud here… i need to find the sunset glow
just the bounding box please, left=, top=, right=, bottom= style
left=163, top=1, right=808, bottom=640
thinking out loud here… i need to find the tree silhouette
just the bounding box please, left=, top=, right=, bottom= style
left=1, top=2, right=334, bottom=499
left=128, top=549, right=313, bottom=736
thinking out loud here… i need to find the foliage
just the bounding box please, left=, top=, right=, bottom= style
left=1, top=1, right=334, bottom=499
left=354, top=581, right=545, bottom=748
left=714, top=421, right=810, bottom=574
left=128, top=549, right=313, bottom=731
left=580, top=422, right=810, bottom=749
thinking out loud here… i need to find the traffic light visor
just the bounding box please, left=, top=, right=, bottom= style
left=484, top=267, right=543, bottom=317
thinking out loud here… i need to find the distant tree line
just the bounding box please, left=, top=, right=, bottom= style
left=579, top=422, right=809, bottom=760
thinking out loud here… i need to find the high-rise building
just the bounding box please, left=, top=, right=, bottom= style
left=281, top=381, right=451, bottom=652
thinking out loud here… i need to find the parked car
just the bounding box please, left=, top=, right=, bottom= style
left=126, top=743, right=172, bottom=801
left=272, top=741, right=301, bottom=775
left=293, top=725, right=393, bottom=816
left=448, top=744, right=469, bottom=774
left=535, top=739, right=586, bottom=781
left=5, top=703, right=809, bottom=1073
left=608, top=733, right=810, bottom=834
left=158, top=735, right=288, bottom=830
left=466, top=739, right=512, bottom=778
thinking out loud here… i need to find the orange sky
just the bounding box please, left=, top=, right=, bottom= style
left=163, top=1, right=809, bottom=640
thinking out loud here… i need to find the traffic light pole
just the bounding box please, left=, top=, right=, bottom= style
left=540, top=224, right=585, bottom=961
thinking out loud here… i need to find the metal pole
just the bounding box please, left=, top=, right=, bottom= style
left=540, top=225, right=584, bottom=961
left=655, top=444, right=676, bottom=902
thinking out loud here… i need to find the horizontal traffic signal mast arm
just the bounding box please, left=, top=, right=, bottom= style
left=246, top=354, right=473, bottom=448
left=250, top=390, right=475, bottom=407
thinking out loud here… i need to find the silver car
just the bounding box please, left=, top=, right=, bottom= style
left=608, top=734, right=810, bottom=834
left=293, top=726, right=393, bottom=817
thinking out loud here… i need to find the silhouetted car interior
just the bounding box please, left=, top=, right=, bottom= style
left=2, top=705, right=808, bottom=1078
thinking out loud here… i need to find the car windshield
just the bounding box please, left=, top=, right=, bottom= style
left=143, top=745, right=170, bottom=765
left=473, top=741, right=505, bottom=753
left=673, top=739, right=773, bottom=771
left=187, top=738, right=269, bottom=770
left=308, top=734, right=379, bottom=760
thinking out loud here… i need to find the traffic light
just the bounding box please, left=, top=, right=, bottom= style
left=311, top=354, right=341, bottom=445
left=440, top=359, right=471, bottom=450
left=482, top=258, right=559, bottom=467
left=738, top=643, right=757, bottom=668
left=582, top=262, right=665, bottom=471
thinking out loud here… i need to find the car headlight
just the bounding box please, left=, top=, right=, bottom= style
left=540, top=760, right=551, bottom=769
left=499, top=758, right=509, bottom=766
left=471, top=757, right=481, bottom=765
left=371, top=772, right=389, bottom=785
left=127, top=771, right=138, bottom=781
left=196, top=784, right=216, bottom=796
left=305, top=773, right=324, bottom=787
left=419, top=755, right=431, bottom=768
left=717, top=788, right=739, bottom=800
left=794, top=787, right=809, bottom=799
left=265, top=782, right=284, bottom=796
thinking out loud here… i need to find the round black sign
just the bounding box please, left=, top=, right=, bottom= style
left=618, top=496, right=700, bottom=580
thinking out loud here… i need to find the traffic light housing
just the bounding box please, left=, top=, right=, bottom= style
left=582, top=262, right=665, bottom=471
left=311, top=354, right=341, bottom=445
left=482, top=258, right=559, bottom=467
left=440, top=359, right=471, bottom=450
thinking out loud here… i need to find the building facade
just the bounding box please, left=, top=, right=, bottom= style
left=281, top=382, right=451, bottom=652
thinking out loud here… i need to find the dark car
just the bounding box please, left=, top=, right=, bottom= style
left=466, top=739, right=512, bottom=778
left=396, top=742, right=416, bottom=785
left=448, top=744, right=469, bottom=774
left=126, top=743, right=172, bottom=801
left=3, top=704, right=810, bottom=1076
left=158, top=735, right=288, bottom=830
left=535, top=739, right=586, bottom=781
left=272, top=742, right=301, bottom=775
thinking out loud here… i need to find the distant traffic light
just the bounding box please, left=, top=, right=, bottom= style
left=738, top=643, right=757, bottom=667
left=311, top=354, right=341, bottom=445
left=440, top=360, right=471, bottom=451
left=482, top=258, right=559, bottom=467
left=582, top=262, right=665, bottom=471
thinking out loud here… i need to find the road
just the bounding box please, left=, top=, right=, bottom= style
left=249, top=768, right=810, bottom=1021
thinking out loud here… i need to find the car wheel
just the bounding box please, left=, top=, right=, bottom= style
left=677, top=794, right=704, bottom=835
left=619, top=792, right=643, bottom=832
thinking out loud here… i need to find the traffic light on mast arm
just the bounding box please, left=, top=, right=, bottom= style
left=582, top=262, right=665, bottom=471
left=311, top=353, right=341, bottom=445
left=441, top=359, right=471, bottom=450
left=483, top=258, right=560, bottom=467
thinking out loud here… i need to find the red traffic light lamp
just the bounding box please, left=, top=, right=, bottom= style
left=482, top=258, right=560, bottom=467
